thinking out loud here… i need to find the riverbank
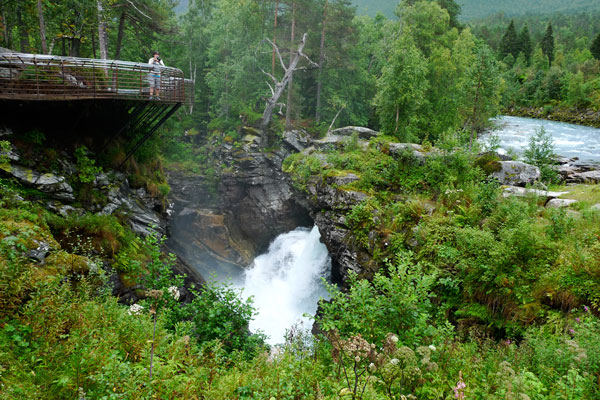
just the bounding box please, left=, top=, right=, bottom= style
left=505, top=106, right=600, bottom=128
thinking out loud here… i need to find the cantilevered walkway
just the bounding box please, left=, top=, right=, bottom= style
left=0, top=51, right=194, bottom=162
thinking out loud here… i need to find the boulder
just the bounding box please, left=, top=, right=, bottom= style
left=26, top=240, right=52, bottom=264
left=491, top=161, right=540, bottom=187
left=282, top=129, right=311, bottom=152
left=387, top=143, right=427, bottom=163
left=0, top=163, right=75, bottom=201
left=567, top=170, right=600, bottom=184
left=502, top=186, right=568, bottom=200
left=546, top=198, right=578, bottom=208
left=312, top=134, right=369, bottom=151
left=330, top=126, right=379, bottom=140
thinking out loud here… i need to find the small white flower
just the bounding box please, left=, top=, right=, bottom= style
left=128, top=303, right=144, bottom=315
left=168, top=286, right=180, bottom=301
left=390, top=358, right=399, bottom=365
left=354, top=355, right=361, bottom=363
left=368, top=363, right=376, bottom=372
left=390, top=335, right=398, bottom=343
left=429, top=345, right=436, bottom=352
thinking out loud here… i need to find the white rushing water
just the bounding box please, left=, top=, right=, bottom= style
left=483, top=116, right=600, bottom=164
left=239, top=226, right=331, bottom=345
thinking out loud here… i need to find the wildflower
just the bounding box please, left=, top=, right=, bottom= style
left=368, top=363, right=376, bottom=372
left=354, top=356, right=361, bottom=363
left=575, top=317, right=580, bottom=323
left=390, top=358, right=399, bottom=365
left=584, top=305, right=590, bottom=313
left=168, top=286, right=180, bottom=301
left=453, top=371, right=466, bottom=400
left=569, top=328, right=575, bottom=335
left=390, top=335, right=398, bottom=343
left=128, top=303, right=144, bottom=315
left=428, top=344, right=436, bottom=352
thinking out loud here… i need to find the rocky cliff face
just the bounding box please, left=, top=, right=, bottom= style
left=166, top=131, right=312, bottom=280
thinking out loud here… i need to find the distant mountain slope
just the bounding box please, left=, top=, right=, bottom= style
left=352, top=0, right=600, bottom=20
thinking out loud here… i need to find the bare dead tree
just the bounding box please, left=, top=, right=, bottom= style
left=259, top=32, right=317, bottom=132
left=97, top=0, right=108, bottom=59
left=285, top=1, right=296, bottom=129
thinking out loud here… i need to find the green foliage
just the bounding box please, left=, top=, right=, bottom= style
left=74, top=146, right=102, bottom=185
left=541, top=23, right=556, bottom=66
left=500, top=20, right=519, bottom=60
left=524, top=126, right=560, bottom=183
left=0, top=141, right=10, bottom=165
left=184, top=280, right=266, bottom=355
left=318, top=261, right=438, bottom=346
left=592, top=33, right=600, bottom=60
left=21, top=129, right=45, bottom=145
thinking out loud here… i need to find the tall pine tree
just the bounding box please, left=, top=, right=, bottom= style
left=518, top=24, right=532, bottom=63
left=499, top=20, right=518, bottom=60
left=541, top=22, right=555, bottom=66
left=591, top=33, right=600, bottom=60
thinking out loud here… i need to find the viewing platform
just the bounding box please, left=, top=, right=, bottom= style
left=0, top=52, right=193, bottom=105
left=0, top=51, right=194, bottom=163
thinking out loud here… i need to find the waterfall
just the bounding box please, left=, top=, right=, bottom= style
left=239, top=226, right=331, bottom=345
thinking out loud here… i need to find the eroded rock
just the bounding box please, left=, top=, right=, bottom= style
left=491, top=161, right=540, bottom=187
left=283, top=129, right=311, bottom=152
left=330, top=126, right=379, bottom=140
left=502, top=186, right=568, bottom=200
left=546, top=198, right=578, bottom=208
left=0, top=163, right=75, bottom=201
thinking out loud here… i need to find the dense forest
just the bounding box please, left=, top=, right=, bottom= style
left=352, top=0, right=600, bottom=20
left=1, top=0, right=600, bottom=398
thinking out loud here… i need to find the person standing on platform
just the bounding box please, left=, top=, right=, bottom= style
left=148, top=51, right=165, bottom=100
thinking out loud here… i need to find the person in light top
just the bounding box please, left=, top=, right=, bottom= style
left=148, top=51, right=165, bottom=99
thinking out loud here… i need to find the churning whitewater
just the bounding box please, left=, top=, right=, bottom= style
left=240, top=226, right=331, bottom=345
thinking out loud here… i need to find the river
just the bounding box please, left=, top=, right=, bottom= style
left=484, top=116, right=600, bottom=164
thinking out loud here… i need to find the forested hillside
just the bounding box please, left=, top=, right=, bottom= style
left=352, top=0, right=600, bottom=19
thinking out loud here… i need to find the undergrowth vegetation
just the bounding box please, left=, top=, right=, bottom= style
left=282, top=135, right=600, bottom=398
left=3, top=125, right=600, bottom=398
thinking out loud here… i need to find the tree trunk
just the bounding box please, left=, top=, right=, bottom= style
left=285, top=1, right=296, bottom=129
left=97, top=0, right=108, bottom=59
left=37, top=0, right=47, bottom=54
left=70, top=37, right=81, bottom=57
left=261, top=33, right=312, bottom=131
left=328, top=106, right=345, bottom=133
left=91, top=28, right=97, bottom=58
left=315, top=0, right=328, bottom=124
left=0, top=6, right=11, bottom=49
left=394, top=104, right=399, bottom=135
left=271, top=0, right=279, bottom=75
left=16, top=4, right=28, bottom=53
left=114, top=11, right=126, bottom=59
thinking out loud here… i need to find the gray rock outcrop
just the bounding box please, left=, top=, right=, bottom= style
left=166, top=135, right=312, bottom=280
left=0, top=163, right=75, bottom=201
left=502, top=186, right=568, bottom=200
left=330, top=126, right=379, bottom=140
left=491, top=161, right=541, bottom=186
left=546, top=198, right=578, bottom=208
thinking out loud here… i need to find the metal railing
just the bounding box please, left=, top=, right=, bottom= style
left=0, top=52, right=193, bottom=105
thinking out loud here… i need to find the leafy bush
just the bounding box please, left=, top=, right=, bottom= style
left=184, top=280, right=266, bottom=355
left=318, top=260, right=439, bottom=346
left=74, top=146, right=102, bottom=184
left=524, top=127, right=560, bottom=183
